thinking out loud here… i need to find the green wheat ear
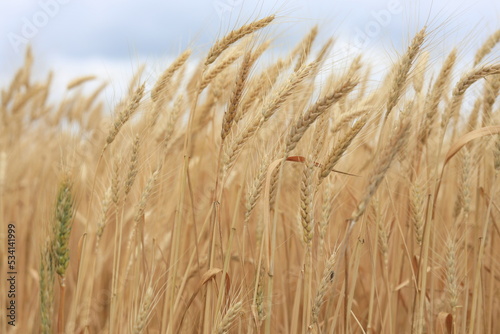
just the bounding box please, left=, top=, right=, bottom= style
left=52, top=176, right=75, bottom=278
left=40, top=239, right=55, bottom=334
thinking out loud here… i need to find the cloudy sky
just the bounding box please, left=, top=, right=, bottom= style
left=1, top=0, right=499, bottom=97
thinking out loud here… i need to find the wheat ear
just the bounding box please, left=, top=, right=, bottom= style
left=442, top=64, right=500, bottom=130
left=444, top=234, right=460, bottom=307
left=318, top=114, right=368, bottom=185
left=96, top=186, right=112, bottom=246
left=124, top=134, right=141, bottom=196
left=206, top=15, right=275, bottom=65
left=40, top=238, right=55, bottom=334
left=481, top=74, right=500, bottom=126
left=151, top=49, right=191, bottom=102
left=310, top=249, right=338, bottom=331
left=200, top=49, right=243, bottom=91
left=419, top=48, right=457, bottom=145
left=385, top=27, right=426, bottom=119
left=223, top=63, right=313, bottom=173
left=410, top=178, right=425, bottom=246
left=294, top=25, right=318, bottom=71
left=133, top=287, right=154, bottom=334
left=300, top=158, right=315, bottom=246
left=215, top=300, right=243, bottom=334
left=52, top=176, right=75, bottom=334
left=350, top=120, right=410, bottom=226
left=466, top=97, right=482, bottom=131
left=105, top=83, right=145, bottom=147
left=66, top=75, right=96, bottom=90
left=221, top=51, right=254, bottom=141
left=474, top=29, right=500, bottom=66
left=285, top=78, right=359, bottom=154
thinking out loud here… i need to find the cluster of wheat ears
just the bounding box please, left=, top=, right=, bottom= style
left=2, top=14, right=500, bottom=334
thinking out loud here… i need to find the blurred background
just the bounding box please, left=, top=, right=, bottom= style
left=1, top=0, right=499, bottom=101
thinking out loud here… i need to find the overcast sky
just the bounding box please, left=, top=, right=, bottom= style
left=1, top=0, right=499, bottom=97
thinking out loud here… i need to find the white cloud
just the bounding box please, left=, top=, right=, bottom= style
left=1, top=0, right=499, bottom=99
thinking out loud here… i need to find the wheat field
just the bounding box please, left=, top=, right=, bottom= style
left=1, top=15, right=500, bottom=333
